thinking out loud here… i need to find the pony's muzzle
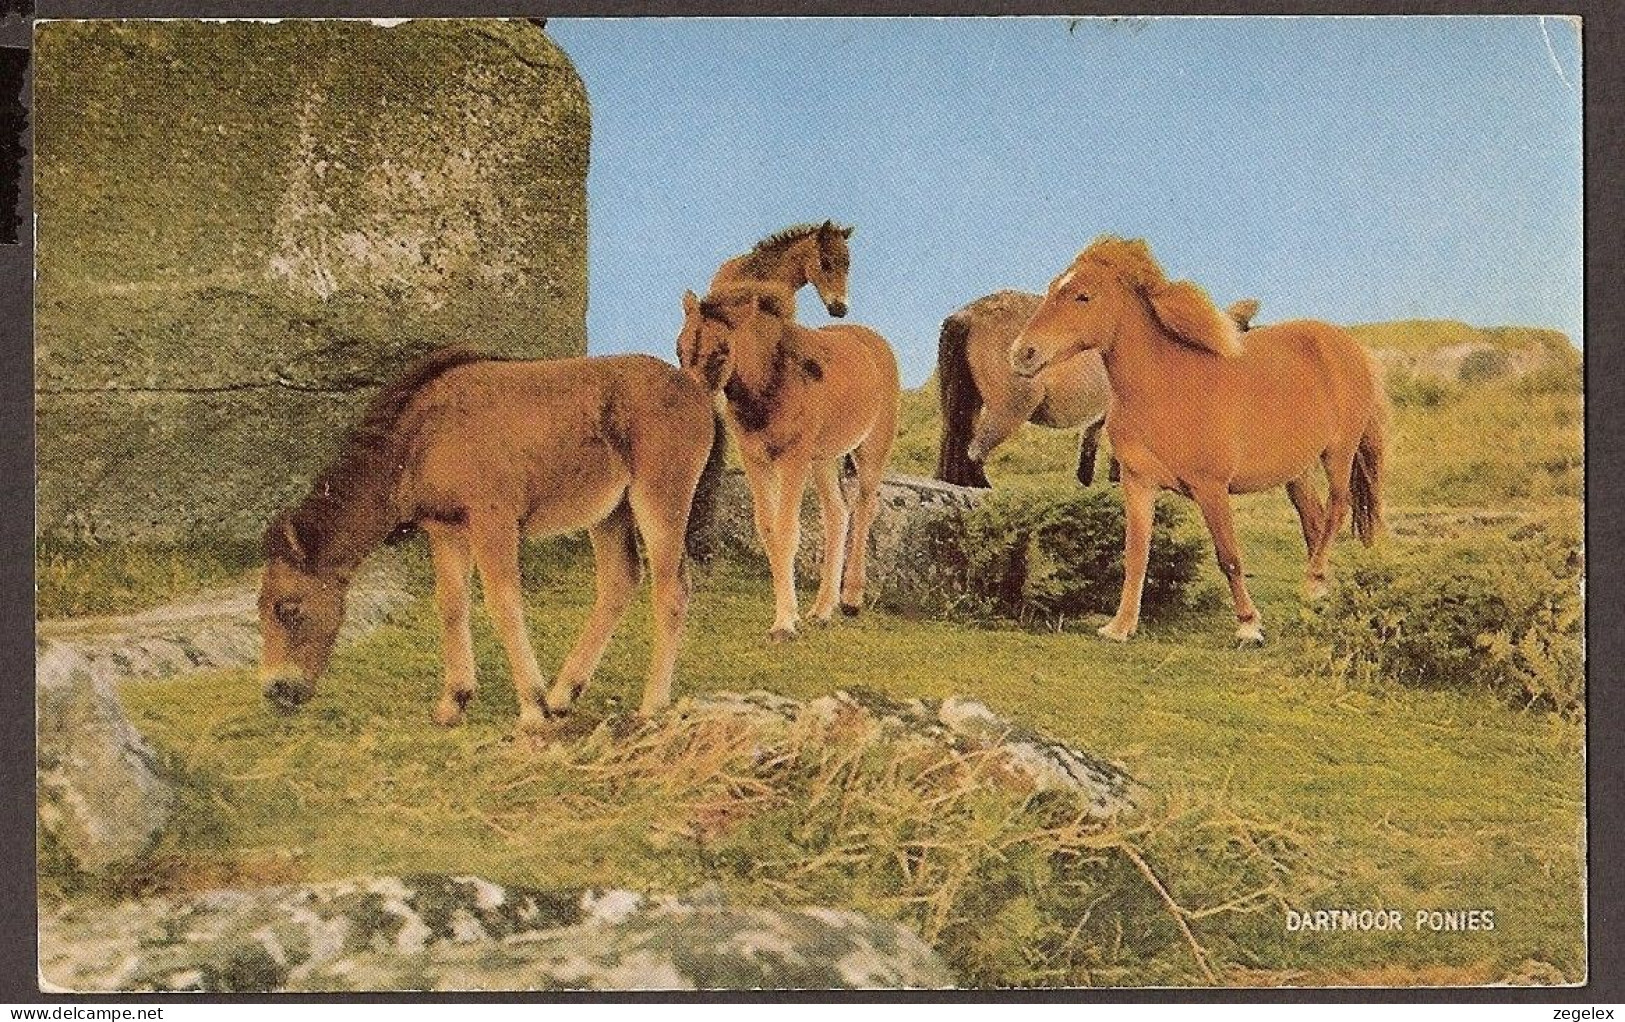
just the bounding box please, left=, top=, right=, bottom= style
left=826, top=299, right=848, bottom=318
left=1011, top=343, right=1043, bottom=378
left=261, top=667, right=314, bottom=711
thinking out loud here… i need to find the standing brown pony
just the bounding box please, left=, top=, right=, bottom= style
left=937, top=290, right=1261, bottom=488
left=677, top=283, right=900, bottom=640
left=258, top=348, right=725, bottom=729
left=1010, top=238, right=1384, bottom=644
left=710, top=220, right=855, bottom=320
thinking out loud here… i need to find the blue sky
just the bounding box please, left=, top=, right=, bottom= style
left=547, top=16, right=1583, bottom=386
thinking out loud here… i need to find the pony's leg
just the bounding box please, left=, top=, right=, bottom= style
left=1100, top=473, right=1155, bottom=641
left=740, top=449, right=779, bottom=552
left=426, top=523, right=477, bottom=727
left=469, top=516, right=549, bottom=731
left=765, top=458, right=810, bottom=641
left=1189, top=484, right=1264, bottom=644
left=1076, top=418, right=1104, bottom=487
left=1285, top=474, right=1329, bottom=598
left=809, top=459, right=851, bottom=623
left=840, top=443, right=886, bottom=615
left=544, top=502, right=640, bottom=715
left=1310, top=446, right=1359, bottom=589
left=627, top=490, right=691, bottom=716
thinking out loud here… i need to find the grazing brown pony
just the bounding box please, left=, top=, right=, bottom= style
left=937, top=290, right=1261, bottom=488
left=710, top=220, right=855, bottom=320
left=677, top=282, right=900, bottom=640
left=1010, top=238, right=1385, bottom=644
left=258, top=348, right=725, bottom=729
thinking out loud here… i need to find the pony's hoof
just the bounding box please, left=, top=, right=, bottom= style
left=1235, top=620, right=1265, bottom=646
left=1097, top=621, right=1135, bottom=642
left=1305, top=577, right=1330, bottom=601
left=544, top=679, right=584, bottom=716
left=767, top=625, right=798, bottom=644
left=432, top=696, right=469, bottom=728
left=516, top=712, right=552, bottom=737
left=839, top=602, right=862, bottom=618
left=809, top=608, right=836, bottom=626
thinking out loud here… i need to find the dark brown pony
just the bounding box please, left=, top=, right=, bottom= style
left=937, top=291, right=1261, bottom=488
left=710, top=220, right=854, bottom=319
left=678, top=282, right=900, bottom=640
left=258, top=348, right=725, bottom=729
left=1011, top=238, right=1385, bottom=644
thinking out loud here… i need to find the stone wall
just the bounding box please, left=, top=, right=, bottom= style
left=35, top=19, right=590, bottom=541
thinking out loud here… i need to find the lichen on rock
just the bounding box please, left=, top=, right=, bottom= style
left=40, top=877, right=954, bottom=992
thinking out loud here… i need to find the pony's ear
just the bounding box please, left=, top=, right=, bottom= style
left=1147, top=280, right=1242, bottom=357
left=266, top=512, right=313, bottom=569
left=840, top=224, right=854, bottom=239
left=676, top=291, right=702, bottom=368
left=1225, top=298, right=1260, bottom=331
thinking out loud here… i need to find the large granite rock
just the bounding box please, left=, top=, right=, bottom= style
left=36, top=645, right=175, bottom=875
left=35, top=19, right=590, bottom=542
left=706, top=470, right=983, bottom=613
left=40, top=877, right=954, bottom=992
left=36, top=556, right=414, bottom=874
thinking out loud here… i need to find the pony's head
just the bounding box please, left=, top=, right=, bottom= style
left=678, top=284, right=794, bottom=391
left=805, top=220, right=853, bottom=318
left=1010, top=237, right=1240, bottom=377
left=258, top=511, right=349, bottom=710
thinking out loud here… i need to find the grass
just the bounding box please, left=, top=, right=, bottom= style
left=36, top=538, right=262, bottom=620
left=52, top=324, right=1586, bottom=987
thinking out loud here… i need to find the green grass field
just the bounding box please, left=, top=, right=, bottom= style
left=50, top=324, right=1586, bottom=987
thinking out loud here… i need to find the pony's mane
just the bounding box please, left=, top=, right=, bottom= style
left=750, top=222, right=845, bottom=255
left=1073, top=236, right=1167, bottom=292
left=265, top=346, right=493, bottom=568
left=739, top=221, right=852, bottom=274
left=1074, top=236, right=1241, bottom=357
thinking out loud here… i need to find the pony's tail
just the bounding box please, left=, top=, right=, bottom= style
left=684, top=411, right=730, bottom=563
left=936, top=313, right=991, bottom=488
left=1350, top=412, right=1386, bottom=547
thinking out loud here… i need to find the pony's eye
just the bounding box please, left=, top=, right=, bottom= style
left=1075, top=293, right=1092, bottom=303
left=275, top=600, right=305, bottom=626
left=820, top=259, right=833, bottom=273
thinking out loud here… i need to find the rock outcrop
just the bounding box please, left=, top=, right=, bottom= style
left=705, top=470, right=982, bottom=612
left=36, top=556, right=414, bottom=874
left=682, top=688, right=1138, bottom=820
left=40, top=877, right=954, bottom=992
left=35, top=19, right=590, bottom=542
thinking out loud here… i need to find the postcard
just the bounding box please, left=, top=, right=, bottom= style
left=32, top=15, right=1584, bottom=991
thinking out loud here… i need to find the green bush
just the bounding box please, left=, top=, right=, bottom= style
left=1457, top=348, right=1512, bottom=384
left=1384, top=367, right=1458, bottom=409
left=1299, top=524, right=1583, bottom=714
left=915, top=487, right=1208, bottom=627
left=1514, top=357, right=1583, bottom=397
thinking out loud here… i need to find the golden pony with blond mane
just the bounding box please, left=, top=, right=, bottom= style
left=936, top=290, right=1261, bottom=488
left=678, top=282, right=900, bottom=640
left=709, top=220, right=855, bottom=320
left=1011, top=237, right=1386, bottom=644
left=258, top=348, right=725, bottom=730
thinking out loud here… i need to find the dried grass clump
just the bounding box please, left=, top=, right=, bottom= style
left=494, top=693, right=1312, bottom=987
